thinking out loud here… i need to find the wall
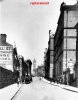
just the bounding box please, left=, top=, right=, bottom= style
left=0, top=67, right=15, bottom=89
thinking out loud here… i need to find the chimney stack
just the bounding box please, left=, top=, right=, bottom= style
left=0, top=34, right=7, bottom=42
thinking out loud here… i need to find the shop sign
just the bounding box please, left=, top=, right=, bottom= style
left=0, top=46, right=13, bottom=65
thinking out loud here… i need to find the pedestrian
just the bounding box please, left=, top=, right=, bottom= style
left=39, top=77, right=41, bottom=81
left=17, top=78, right=19, bottom=86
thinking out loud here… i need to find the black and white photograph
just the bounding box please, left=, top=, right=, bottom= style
left=0, top=0, right=78, bottom=100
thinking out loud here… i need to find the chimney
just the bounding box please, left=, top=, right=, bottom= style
left=0, top=34, right=7, bottom=42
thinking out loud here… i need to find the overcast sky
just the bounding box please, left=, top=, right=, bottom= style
left=0, top=0, right=76, bottom=66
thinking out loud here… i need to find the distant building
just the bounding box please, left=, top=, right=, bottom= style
left=36, top=65, right=45, bottom=77
left=32, top=58, right=36, bottom=75
left=0, top=34, right=13, bottom=71
left=54, top=2, right=78, bottom=86
left=26, top=59, right=32, bottom=76
left=44, top=48, right=48, bottom=78
left=44, top=47, right=49, bottom=79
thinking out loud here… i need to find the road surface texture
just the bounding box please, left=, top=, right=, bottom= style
left=12, top=77, right=78, bottom=100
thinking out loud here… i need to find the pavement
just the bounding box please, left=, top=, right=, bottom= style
left=0, top=83, right=22, bottom=100
left=42, top=78, right=78, bottom=93
left=8, top=77, right=78, bottom=100
left=0, top=77, right=78, bottom=100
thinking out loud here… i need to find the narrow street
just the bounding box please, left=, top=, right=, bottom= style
left=12, top=77, right=78, bottom=100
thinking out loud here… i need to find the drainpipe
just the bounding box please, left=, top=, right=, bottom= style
left=66, top=10, right=68, bottom=85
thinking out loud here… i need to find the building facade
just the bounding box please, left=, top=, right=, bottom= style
left=0, top=34, right=13, bottom=71
left=32, top=58, right=36, bottom=76
left=44, top=30, right=54, bottom=80
left=44, top=47, right=50, bottom=79
left=54, top=2, right=78, bottom=85
left=49, top=30, right=54, bottom=79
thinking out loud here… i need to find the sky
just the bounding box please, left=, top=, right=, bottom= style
left=0, top=0, right=76, bottom=66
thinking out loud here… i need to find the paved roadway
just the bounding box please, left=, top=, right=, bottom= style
left=12, top=77, right=78, bottom=100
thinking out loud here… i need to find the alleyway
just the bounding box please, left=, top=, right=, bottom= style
left=12, top=77, right=78, bottom=100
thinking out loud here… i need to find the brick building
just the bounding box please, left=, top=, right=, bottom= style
left=54, top=2, right=78, bottom=85
left=0, top=34, right=14, bottom=88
